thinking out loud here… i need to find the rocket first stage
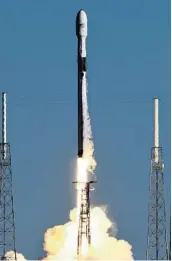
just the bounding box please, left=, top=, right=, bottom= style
left=76, top=9, right=87, bottom=158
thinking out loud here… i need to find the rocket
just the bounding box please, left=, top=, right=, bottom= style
left=75, top=10, right=96, bottom=256
left=76, top=9, right=88, bottom=158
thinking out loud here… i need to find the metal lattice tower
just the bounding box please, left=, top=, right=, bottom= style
left=77, top=182, right=91, bottom=254
left=146, top=98, right=168, bottom=260
left=74, top=181, right=95, bottom=256
left=0, top=93, right=16, bottom=260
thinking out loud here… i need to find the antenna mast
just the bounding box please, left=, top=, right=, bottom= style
left=2, top=93, right=7, bottom=159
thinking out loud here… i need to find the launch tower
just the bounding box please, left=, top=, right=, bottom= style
left=0, top=93, right=16, bottom=260
left=74, top=181, right=95, bottom=256
left=146, top=98, right=168, bottom=260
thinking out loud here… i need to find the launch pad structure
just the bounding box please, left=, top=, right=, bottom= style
left=0, top=93, right=16, bottom=260
left=73, top=181, right=96, bottom=256
left=146, top=98, right=168, bottom=260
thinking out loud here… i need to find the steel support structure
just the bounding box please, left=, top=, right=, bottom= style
left=74, top=181, right=95, bottom=256
left=0, top=143, right=16, bottom=260
left=77, top=182, right=91, bottom=254
left=146, top=146, right=168, bottom=260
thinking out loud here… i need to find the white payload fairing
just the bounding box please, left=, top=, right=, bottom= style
left=76, top=9, right=87, bottom=54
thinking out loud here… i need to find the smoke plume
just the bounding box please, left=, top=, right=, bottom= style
left=42, top=206, right=134, bottom=260
left=4, top=251, right=26, bottom=260
left=4, top=208, right=133, bottom=260
left=82, top=73, right=96, bottom=174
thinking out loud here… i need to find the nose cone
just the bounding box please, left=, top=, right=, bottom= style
left=77, top=9, right=87, bottom=24
left=76, top=9, right=88, bottom=37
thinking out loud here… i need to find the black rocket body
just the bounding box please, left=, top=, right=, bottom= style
left=76, top=10, right=88, bottom=158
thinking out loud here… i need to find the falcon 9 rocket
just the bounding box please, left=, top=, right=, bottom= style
left=75, top=9, right=92, bottom=257
left=76, top=9, right=87, bottom=158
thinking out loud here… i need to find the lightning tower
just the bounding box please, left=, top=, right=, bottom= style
left=146, top=98, right=168, bottom=260
left=0, top=93, right=16, bottom=260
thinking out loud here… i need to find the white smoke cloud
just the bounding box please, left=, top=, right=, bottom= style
left=42, top=207, right=133, bottom=260
left=4, top=251, right=26, bottom=260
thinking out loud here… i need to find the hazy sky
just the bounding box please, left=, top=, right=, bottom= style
left=0, top=1, right=170, bottom=259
